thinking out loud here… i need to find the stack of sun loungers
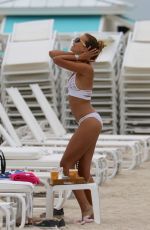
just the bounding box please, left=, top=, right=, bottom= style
left=0, top=87, right=149, bottom=175
left=119, top=20, right=150, bottom=135
left=59, top=32, right=124, bottom=134
left=0, top=82, right=149, bottom=226
left=1, top=19, right=59, bottom=129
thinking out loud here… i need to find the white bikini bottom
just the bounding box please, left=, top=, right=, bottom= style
left=78, top=112, right=103, bottom=127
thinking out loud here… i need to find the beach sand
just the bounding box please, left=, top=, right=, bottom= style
left=25, top=161, right=150, bottom=230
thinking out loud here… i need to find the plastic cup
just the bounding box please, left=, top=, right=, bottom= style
left=69, top=169, right=78, bottom=178
left=50, top=169, right=59, bottom=181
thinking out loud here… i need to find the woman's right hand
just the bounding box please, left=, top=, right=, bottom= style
left=78, top=48, right=100, bottom=62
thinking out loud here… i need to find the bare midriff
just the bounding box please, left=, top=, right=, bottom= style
left=69, top=95, right=95, bottom=122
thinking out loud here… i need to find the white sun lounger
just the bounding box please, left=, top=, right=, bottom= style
left=0, top=193, right=26, bottom=228
left=60, top=134, right=147, bottom=162
left=0, top=122, right=108, bottom=184
left=132, top=20, right=150, bottom=42
left=0, top=123, right=108, bottom=185
left=1, top=19, right=58, bottom=129
left=0, top=180, right=34, bottom=228
left=47, top=131, right=150, bottom=164
left=6, top=87, right=46, bottom=143
left=0, top=146, right=51, bottom=160
left=0, top=117, right=121, bottom=179
left=21, top=139, right=140, bottom=170
left=4, top=151, right=107, bottom=186
left=1, top=142, right=120, bottom=180
left=0, top=124, right=18, bottom=147
left=98, top=134, right=150, bottom=162
left=30, top=84, right=66, bottom=137
left=6, top=87, right=66, bottom=143
left=11, top=19, right=54, bottom=42
left=0, top=102, right=44, bottom=146
left=0, top=102, right=21, bottom=146
left=0, top=119, right=121, bottom=180
left=123, top=41, right=150, bottom=74
left=0, top=201, right=15, bottom=230
left=2, top=39, right=55, bottom=75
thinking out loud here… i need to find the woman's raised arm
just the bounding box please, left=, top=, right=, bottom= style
left=49, top=50, right=74, bottom=58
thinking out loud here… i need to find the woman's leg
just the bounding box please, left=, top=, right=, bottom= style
left=74, top=125, right=101, bottom=213
left=73, top=143, right=96, bottom=216
left=77, top=144, right=96, bottom=206
left=60, top=118, right=102, bottom=217
left=60, top=117, right=101, bottom=173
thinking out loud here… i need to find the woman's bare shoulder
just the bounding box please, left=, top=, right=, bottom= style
left=77, top=63, right=93, bottom=77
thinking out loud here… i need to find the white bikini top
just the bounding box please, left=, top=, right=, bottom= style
left=67, top=73, right=92, bottom=100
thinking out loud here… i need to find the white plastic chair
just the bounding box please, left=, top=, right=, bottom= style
left=46, top=182, right=101, bottom=224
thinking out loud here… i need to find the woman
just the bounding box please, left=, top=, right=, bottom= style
left=49, top=33, right=104, bottom=224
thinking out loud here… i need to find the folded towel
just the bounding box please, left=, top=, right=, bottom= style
left=10, top=172, right=40, bottom=184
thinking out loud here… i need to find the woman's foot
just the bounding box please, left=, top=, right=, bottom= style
left=82, top=206, right=94, bottom=218
left=77, top=206, right=94, bottom=225
left=80, top=215, right=94, bottom=225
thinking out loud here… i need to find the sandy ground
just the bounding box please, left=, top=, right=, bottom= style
left=24, top=161, right=150, bottom=230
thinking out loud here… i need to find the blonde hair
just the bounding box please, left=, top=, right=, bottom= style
left=98, top=40, right=106, bottom=52
left=84, top=33, right=107, bottom=60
